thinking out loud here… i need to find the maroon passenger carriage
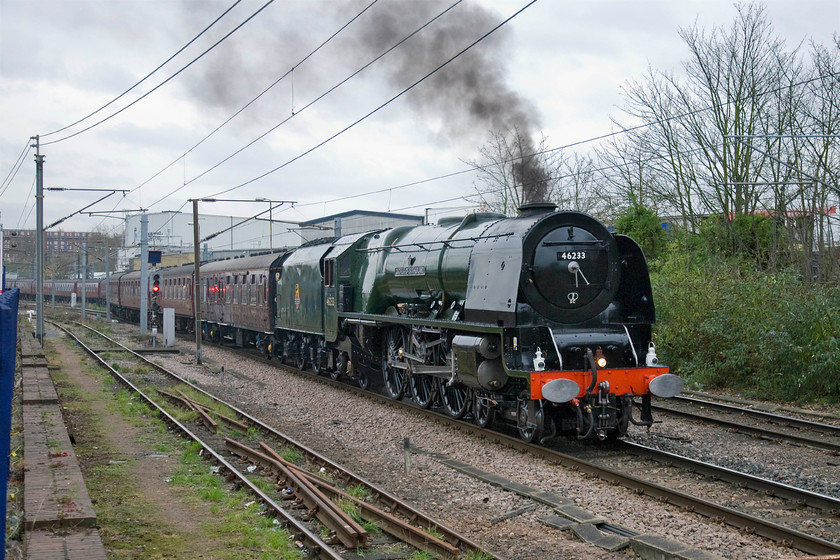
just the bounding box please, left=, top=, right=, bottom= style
left=198, top=252, right=287, bottom=347
left=152, top=264, right=195, bottom=331
left=8, top=277, right=105, bottom=304
left=109, top=270, right=142, bottom=322
left=109, top=252, right=288, bottom=349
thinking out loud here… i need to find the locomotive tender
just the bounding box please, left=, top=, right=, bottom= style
left=17, top=204, right=683, bottom=442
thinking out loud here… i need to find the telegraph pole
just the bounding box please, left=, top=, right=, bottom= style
left=140, top=212, right=148, bottom=334
left=105, top=248, right=111, bottom=323
left=32, top=135, right=45, bottom=346
left=81, top=241, right=87, bottom=319
left=192, top=199, right=202, bottom=365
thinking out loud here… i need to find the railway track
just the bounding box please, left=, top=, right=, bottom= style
left=62, top=317, right=840, bottom=556
left=652, top=394, right=840, bottom=453
left=56, top=320, right=500, bottom=560
left=190, top=336, right=840, bottom=556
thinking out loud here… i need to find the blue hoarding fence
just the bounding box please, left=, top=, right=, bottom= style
left=0, top=287, right=19, bottom=559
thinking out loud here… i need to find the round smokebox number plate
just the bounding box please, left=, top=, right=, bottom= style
left=532, top=227, right=608, bottom=309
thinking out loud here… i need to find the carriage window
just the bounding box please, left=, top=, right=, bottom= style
left=339, top=257, right=351, bottom=277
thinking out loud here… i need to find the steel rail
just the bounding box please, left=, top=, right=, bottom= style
left=259, top=442, right=463, bottom=560
left=223, top=439, right=368, bottom=549
left=75, top=319, right=840, bottom=555
left=653, top=397, right=840, bottom=453
left=618, top=440, right=840, bottom=512
left=70, top=321, right=500, bottom=560
left=220, top=346, right=840, bottom=556
left=156, top=394, right=367, bottom=549
left=51, top=321, right=341, bottom=560
left=226, top=438, right=462, bottom=559
left=671, top=394, right=840, bottom=436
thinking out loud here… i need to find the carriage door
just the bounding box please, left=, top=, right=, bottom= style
left=323, top=257, right=338, bottom=342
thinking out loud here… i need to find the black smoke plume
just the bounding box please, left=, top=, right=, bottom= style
left=342, top=1, right=548, bottom=203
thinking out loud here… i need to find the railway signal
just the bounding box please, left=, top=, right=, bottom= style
left=151, top=273, right=160, bottom=317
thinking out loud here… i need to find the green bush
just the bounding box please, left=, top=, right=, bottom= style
left=651, top=249, right=840, bottom=404
left=699, top=213, right=785, bottom=268
left=614, top=204, right=668, bottom=260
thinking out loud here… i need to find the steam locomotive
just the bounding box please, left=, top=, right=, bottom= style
left=13, top=204, right=682, bottom=442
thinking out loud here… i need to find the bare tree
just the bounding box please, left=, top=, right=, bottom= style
left=465, top=126, right=563, bottom=216
left=606, top=3, right=839, bottom=275
left=555, top=152, right=612, bottom=219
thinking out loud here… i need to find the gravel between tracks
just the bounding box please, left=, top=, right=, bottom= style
left=125, top=328, right=817, bottom=560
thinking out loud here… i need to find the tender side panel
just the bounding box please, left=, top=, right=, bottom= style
left=275, top=244, right=332, bottom=334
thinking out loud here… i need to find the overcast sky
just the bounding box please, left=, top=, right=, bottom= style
left=0, top=0, right=837, bottom=238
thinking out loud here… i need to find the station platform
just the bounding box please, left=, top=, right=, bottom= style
left=17, top=331, right=107, bottom=560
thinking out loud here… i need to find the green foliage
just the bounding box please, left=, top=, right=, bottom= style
left=652, top=249, right=840, bottom=403
left=462, top=551, right=495, bottom=560
left=614, top=204, right=667, bottom=259
left=699, top=213, right=785, bottom=268
left=279, top=447, right=303, bottom=463
left=346, top=485, right=371, bottom=500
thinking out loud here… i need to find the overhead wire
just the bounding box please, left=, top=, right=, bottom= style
left=120, top=2, right=829, bottom=221
left=143, top=0, right=460, bottom=210
left=16, top=176, right=37, bottom=229
left=41, top=0, right=243, bottom=138
left=135, top=0, right=387, bottom=240
left=134, top=0, right=381, bottom=202
left=103, top=0, right=382, bottom=238
left=0, top=138, right=32, bottom=198
left=278, top=71, right=839, bottom=213
left=41, top=0, right=275, bottom=146
left=141, top=65, right=833, bottom=239
left=39, top=5, right=835, bottom=237
left=73, top=68, right=840, bottom=237
left=206, top=0, right=540, bottom=199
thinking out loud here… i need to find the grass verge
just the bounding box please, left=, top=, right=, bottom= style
left=52, top=337, right=302, bottom=559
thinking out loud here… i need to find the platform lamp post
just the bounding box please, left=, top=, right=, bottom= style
left=189, top=198, right=295, bottom=365
left=191, top=199, right=202, bottom=365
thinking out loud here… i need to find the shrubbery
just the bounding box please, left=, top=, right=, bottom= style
left=651, top=246, right=840, bottom=404
left=614, top=204, right=668, bottom=260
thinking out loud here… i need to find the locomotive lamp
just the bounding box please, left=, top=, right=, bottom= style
left=595, top=347, right=607, bottom=368
left=645, top=343, right=659, bottom=366
left=533, top=347, right=546, bottom=371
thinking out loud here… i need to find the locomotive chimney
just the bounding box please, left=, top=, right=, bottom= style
left=518, top=203, right=557, bottom=217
